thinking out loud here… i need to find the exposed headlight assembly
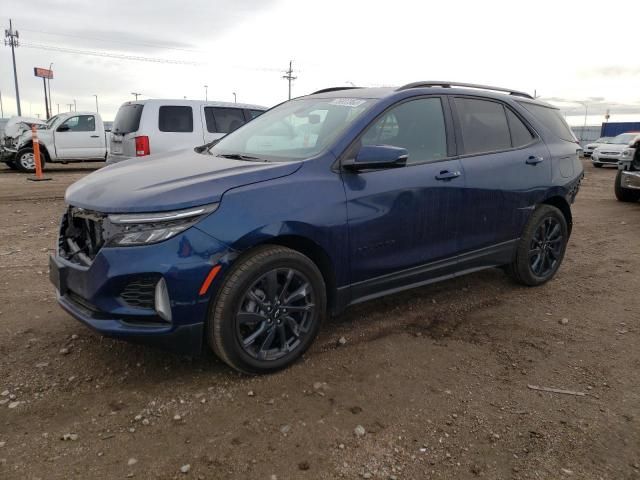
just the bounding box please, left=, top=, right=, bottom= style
left=107, top=203, right=218, bottom=247
left=621, top=148, right=635, bottom=160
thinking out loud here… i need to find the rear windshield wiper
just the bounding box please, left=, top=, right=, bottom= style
left=216, top=153, right=266, bottom=162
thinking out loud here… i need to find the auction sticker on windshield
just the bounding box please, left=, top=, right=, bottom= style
left=328, top=98, right=367, bottom=107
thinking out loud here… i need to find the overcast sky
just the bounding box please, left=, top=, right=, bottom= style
left=2, top=0, right=640, bottom=126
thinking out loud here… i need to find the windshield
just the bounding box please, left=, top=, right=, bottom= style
left=44, top=115, right=59, bottom=129
left=208, top=97, right=375, bottom=161
left=595, top=137, right=610, bottom=143
left=611, top=133, right=638, bottom=145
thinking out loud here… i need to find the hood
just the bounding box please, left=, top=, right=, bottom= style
left=594, top=144, right=627, bottom=153
left=65, top=149, right=302, bottom=213
left=3, top=116, right=46, bottom=138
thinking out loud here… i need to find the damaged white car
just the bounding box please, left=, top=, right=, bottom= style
left=1, top=112, right=108, bottom=173
left=0, top=116, right=47, bottom=169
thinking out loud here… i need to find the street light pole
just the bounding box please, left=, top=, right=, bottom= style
left=93, top=94, right=99, bottom=113
left=131, top=92, right=141, bottom=100
left=578, top=101, right=588, bottom=141
left=73, top=99, right=77, bottom=112
left=204, top=85, right=208, bottom=101
left=233, top=92, right=236, bottom=103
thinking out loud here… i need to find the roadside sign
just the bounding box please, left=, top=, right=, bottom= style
left=34, top=67, right=53, bottom=79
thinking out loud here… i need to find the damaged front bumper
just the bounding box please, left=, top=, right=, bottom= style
left=0, top=144, right=18, bottom=162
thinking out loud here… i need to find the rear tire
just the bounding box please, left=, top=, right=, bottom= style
left=207, top=245, right=326, bottom=374
left=593, top=162, right=603, bottom=168
left=507, top=205, right=568, bottom=286
left=615, top=170, right=640, bottom=202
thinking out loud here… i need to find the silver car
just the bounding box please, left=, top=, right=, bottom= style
left=583, top=136, right=612, bottom=157
left=592, top=132, right=640, bottom=167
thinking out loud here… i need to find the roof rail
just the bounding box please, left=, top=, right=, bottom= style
left=396, top=81, right=533, bottom=99
left=311, top=86, right=362, bottom=95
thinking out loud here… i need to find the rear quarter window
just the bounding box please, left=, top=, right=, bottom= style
left=112, top=104, right=143, bottom=134
left=518, top=102, right=576, bottom=142
left=158, top=106, right=193, bottom=133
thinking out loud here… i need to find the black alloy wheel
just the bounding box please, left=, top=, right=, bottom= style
left=236, top=268, right=316, bottom=361
left=529, top=217, right=563, bottom=278
left=506, top=204, right=568, bottom=286
left=207, top=245, right=326, bottom=374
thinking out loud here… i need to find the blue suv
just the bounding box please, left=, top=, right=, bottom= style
left=50, top=82, right=583, bottom=373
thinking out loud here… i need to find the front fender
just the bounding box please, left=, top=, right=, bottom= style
left=194, top=157, right=350, bottom=287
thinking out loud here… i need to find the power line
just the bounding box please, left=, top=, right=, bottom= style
left=21, top=41, right=202, bottom=65
left=20, top=27, right=203, bottom=54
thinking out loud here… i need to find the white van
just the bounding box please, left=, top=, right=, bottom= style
left=107, top=99, right=267, bottom=164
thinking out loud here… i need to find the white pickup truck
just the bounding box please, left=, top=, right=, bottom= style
left=1, top=111, right=108, bottom=173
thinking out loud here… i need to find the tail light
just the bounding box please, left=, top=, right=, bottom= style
left=135, top=136, right=150, bottom=157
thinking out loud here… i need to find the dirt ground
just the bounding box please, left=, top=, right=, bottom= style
left=0, top=160, right=639, bottom=480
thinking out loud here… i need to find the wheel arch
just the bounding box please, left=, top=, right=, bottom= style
left=17, top=140, right=51, bottom=162
left=260, top=234, right=338, bottom=315
left=541, top=195, right=572, bottom=236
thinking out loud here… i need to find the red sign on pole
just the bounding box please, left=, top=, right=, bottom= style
left=34, top=67, right=54, bottom=79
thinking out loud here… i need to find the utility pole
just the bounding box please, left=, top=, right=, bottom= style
left=204, top=85, right=208, bottom=101
left=93, top=94, right=99, bottom=113
left=0, top=90, right=4, bottom=118
left=73, top=99, right=77, bottom=112
left=4, top=19, right=21, bottom=115
left=233, top=92, right=237, bottom=103
left=282, top=60, right=297, bottom=100
left=67, top=103, right=73, bottom=112
left=131, top=92, right=141, bottom=100
left=56, top=103, right=60, bottom=114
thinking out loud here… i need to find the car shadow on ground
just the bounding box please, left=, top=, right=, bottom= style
left=68, top=267, right=517, bottom=384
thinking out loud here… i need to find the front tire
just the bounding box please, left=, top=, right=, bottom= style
left=207, top=245, right=326, bottom=374
left=15, top=148, right=45, bottom=173
left=507, top=205, right=568, bottom=286
left=615, top=170, right=640, bottom=202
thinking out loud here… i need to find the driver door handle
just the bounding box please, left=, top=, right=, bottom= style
left=435, top=170, right=461, bottom=181
left=526, top=155, right=544, bottom=165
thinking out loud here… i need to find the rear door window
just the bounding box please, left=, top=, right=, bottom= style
left=361, top=97, right=447, bottom=164
left=248, top=109, right=264, bottom=119
left=112, top=104, right=143, bottom=134
left=205, top=107, right=246, bottom=133
left=158, top=106, right=193, bottom=132
left=454, top=97, right=511, bottom=154
left=506, top=108, right=535, bottom=147
left=518, top=102, right=576, bottom=142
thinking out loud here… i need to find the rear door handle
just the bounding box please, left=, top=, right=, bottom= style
left=90, top=135, right=100, bottom=138
left=526, top=155, right=544, bottom=165
left=435, top=170, right=461, bottom=181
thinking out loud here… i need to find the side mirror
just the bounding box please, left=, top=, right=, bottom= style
left=57, top=124, right=70, bottom=132
left=343, top=145, right=408, bottom=171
